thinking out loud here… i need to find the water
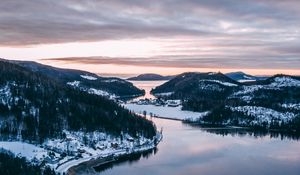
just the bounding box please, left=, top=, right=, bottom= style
left=128, top=80, right=167, bottom=99
left=98, top=81, right=300, bottom=175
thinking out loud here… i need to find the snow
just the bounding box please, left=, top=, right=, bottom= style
left=125, top=103, right=209, bottom=121
left=80, top=75, right=97, bottom=80
left=88, top=88, right=117, bottom=99
left=0, top=129, right=161, bottom=174
left=229, top=106, right=296, bottom=125
left=51, top=130, right=160, bottom=174
left=199, top=79, right=238, bottom=87
left=67, top=81, right=80, bottom=87
left=244, top=75, right=253, bottom=79
left=101, top=79, right=123, bottom=83
left=281, top=103, right=300, bottom=110
left=208, top=72, right=217, bottom=75
left=154, top=92, right=174, bottom=96
left=238, top=79, right=256, bottom=83
left=234, top=76, right=300, bottom=96
left=231, top=77, right=300, bottom=102
left=66, top=82, right=118, bottom=99
left=270, top=77, right=300, bottom=87
left=0, top=141, right=48, bottom=161
left=199, top=83, right=224, bottom=91
left=0, top=83, right=12, bottom=106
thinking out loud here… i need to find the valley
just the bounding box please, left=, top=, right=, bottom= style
left=0, top=60, right=299, bottom=175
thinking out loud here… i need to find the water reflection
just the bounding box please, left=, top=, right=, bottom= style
left=98, top=118, right=300, bottom=175
left=98, top=81, right=300, bottom=175
left=183, top=123, right=300, bottom=141
left=94, top=148, right=158, bottom=173
left=129, top=80, right=166, bottom=100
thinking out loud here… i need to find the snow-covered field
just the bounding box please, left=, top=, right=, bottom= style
left=125, top=103, right=209, bottom=121
left=0, top=141, right=48, bottom=162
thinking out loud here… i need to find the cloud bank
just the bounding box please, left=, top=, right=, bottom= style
left=1, top=0, right=299, bottom=70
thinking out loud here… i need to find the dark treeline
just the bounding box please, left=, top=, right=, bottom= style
left=0, top=150, right=56, bottom=175
left=0, top=60, right=156, bottom=143
left=182, top=123, right=300, bottom=141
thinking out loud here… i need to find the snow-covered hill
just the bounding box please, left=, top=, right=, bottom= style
left=149, top=72, right=300, bottom=132
left=225, top=71, right=267, bottom=82
left=11, top=60, right=144, bottom=97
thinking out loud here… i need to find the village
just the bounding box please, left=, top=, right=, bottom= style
left=129, top=98, right=181, bottom=107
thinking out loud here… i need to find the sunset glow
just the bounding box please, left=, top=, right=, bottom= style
left=0, top=0, right=299, bottom=76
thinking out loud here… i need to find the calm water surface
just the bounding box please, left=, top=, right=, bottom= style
left=99, top=81, right=300, bottom=175
left=129, top=80, right=167, bottom=99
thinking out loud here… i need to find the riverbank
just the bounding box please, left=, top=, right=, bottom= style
left=63, top=133, right=162, bottom=175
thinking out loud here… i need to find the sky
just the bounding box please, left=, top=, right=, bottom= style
left=0, top=0, right=300, bottom=76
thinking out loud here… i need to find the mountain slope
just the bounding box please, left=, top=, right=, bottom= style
left=225, top=71, right=267, bottom=82
left=0, top=59, right=156, bottom=142
left=12, top=60, right=144, bottom=98
left=151, top=72, right=300, bottom=133
left=128, top=73, right=174, bottom=81
left=152, top=72, right=240, bottom=96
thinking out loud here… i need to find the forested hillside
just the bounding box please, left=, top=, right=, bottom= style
left=151, top=72, right=300, bottom=133
left=0, top=150, right=55, bottom=175
left=0, top=60, right=156, bottom=142
left=13, top=60, right=144, bottom=98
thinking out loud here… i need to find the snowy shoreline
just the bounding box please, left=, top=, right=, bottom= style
left=67, top=135, right=162, bottom=174
left=59, top=133, right=162, bottom=174
left=0, top=132, right=162, bottom=175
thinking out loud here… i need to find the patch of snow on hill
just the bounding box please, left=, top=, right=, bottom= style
left=0, top=142, right=48, bottom=162
left=199, top=80, right=238, bottom=87
left=102, top=79, right=124, bottom=83
left=238, top=79, right=256, bottom=83
left=67, top=81, right=80, bottom=87
left=231, top=76, right=300, bottom=102
left=199, top=83, right=224, bottom=91
left=229, top=106, right=295, bottom=125
left=80, top=75, right=97, bottom=80
left=232, top=85, right=264, bottom=97
left=208, top=72, right=217, bottom=75
left=0, top=83, right=12, bottom=106
left=270, top=77, right=300, bottom=87
left=281, top=103, right=300, bottom=110
left=243, top=75, right=253, bottom=79
left=154, top=92, right=174, bottom=96
left=88, top=88, right=117, bottom=99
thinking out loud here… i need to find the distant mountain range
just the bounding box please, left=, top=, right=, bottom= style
left=151, top=72, right=300, bottom=133
left=127, top=72, right=268, bottom=82
left=127, top=73, right=175, bottom=81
